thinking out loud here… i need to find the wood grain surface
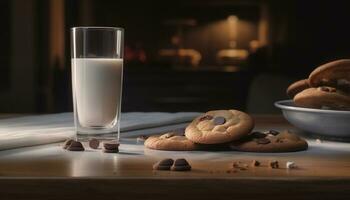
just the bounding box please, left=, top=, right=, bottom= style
left=0, top=115, right=350, bottom=199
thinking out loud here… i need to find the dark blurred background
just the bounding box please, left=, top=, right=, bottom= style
left=1, top=0, right=350, bottom=114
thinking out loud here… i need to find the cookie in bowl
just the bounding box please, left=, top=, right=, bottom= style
left=294, top=86, right=350, bottom=110
left=185, top=110, right=254, bottom=144
left=286, top=79, right=310, bottom=98
left=309, top=59, right=350, bottom=93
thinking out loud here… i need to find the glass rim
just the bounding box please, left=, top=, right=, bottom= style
left=71, top=26, right=124, bottom=31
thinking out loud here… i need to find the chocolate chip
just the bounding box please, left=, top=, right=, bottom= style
left=250, top=131, right=267, bottom=138
left=256, top=138, right=271, bottom=144
left=320, top=86, right=330, bottom=92
left=275, top=138, right=284, bottom=143
left=252, top=160, right=260, bottom=167
left=213, top=117, right=226, bottom=125
left=171, top=165, right=191, bottom=171
left=320, top=86, right=336, bottom=92
left=103, top=140, right=120, bottom=151
left=67, top=141, right=85, bottom=151
left=153, top=163, right=170, bottom=170
left=153, top=158, right=174, bottom=170
left=159, top=158, right=174, bottom=166
left=174, top=158, right=189, bottom=166
left=268, top=130, right=280, bottom=136
left=269, top=160, right=279, bottom=169
left=103, top=149, right=119, bottom=153
left=199, top=115, right=213, bottom=121
left=89, top=138, right=100, bottom=149
left=171, top=158, right=191, bottom=171
left=63, top=139, right=73, bottom=149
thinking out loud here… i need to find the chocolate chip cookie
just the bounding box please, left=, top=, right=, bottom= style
left=144, top=132, right=196, bottom=151
left=286, top=79, right=310, bottom=98
left=294, top=87, right=350, bottom=110
left=230, top=130, right=308, bottom=152
left=185, top=110, right=254, bottom=144
left=309, top=59, right=350, bottom=93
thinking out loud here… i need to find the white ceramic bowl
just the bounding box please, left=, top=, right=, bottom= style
left=275, top=100, right=350, bottom=138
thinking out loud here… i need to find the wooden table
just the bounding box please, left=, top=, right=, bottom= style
left=0, top=115, right=350, bottom=200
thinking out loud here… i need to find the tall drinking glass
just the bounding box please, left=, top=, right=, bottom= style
left=71, top=27, right=124, bottom=140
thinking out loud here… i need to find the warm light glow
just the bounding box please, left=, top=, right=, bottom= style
left=227, top=15, right=239, bottom=47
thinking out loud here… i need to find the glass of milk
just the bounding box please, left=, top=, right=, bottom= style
left=71, top=27, right=124, bottom=139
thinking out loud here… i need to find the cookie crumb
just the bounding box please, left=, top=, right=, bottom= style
left=316, top=139, right=322, bottom=144
left=252, top=160, right=260, bottom=167
left=286, top=161, right=297, bottom=169
left=269, top=160, right=279, bottom=169
left=232, top=161, right=248, bottom=170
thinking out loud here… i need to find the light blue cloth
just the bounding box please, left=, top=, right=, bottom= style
left=0, top=112, right=200, bottom=150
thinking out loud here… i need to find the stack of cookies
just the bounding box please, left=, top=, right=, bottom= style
left=145, top=109, right=308, bottom=153
left=287, top=59, right=350, bottom=110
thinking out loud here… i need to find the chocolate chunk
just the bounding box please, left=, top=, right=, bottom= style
left=89, top=138, right=100, bottom=149
left=103, top=149, right=119, bottom=153
left=275, top=138, right=284, bottom=143
left=199, top=115, right=213, bottom=121
left=269, top=160, right=279, bottom=169
left=268, top=130, right=280, bottom=136
left=252, top=160, right=260, bottom=167
left=159, top=158, right=174, bottom=166
left=213, top=117, right=226, bottom=125
left=153, top=163, right=171, bottom=170
left=320, top=86, right=330, bottom=92
left=250, top=131, right=267, bottom=138
left=67, top=141, right=85, bottom=151
left=103, top=140, right=120, bottom=150
left=174, top=158, right=189, bottom=166
left=320, top=86, right=336, bottom=92
left=256, top=138, right=271, bottom=144
left=171, top=158, right=191, bottom=171
left=153, top=158, right=174, bottom=170
left=171, top=165, right=191, bottom=171
left=63, top=139, right=73, bottom=149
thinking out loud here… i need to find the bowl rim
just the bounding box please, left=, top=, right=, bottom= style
left=274, top=100, right=350, bottom=114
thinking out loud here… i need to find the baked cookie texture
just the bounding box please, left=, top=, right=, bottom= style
left=185, top=110, right=254, bottom=144
left=286, top=79, right=310, bottom=98
left=294, top=87, right=350, bottom=110
left=144, top=132, right=196, bottom=151
left=309, top=59, right=350, bottom=90
left=230, top=130, right=308, bottom=153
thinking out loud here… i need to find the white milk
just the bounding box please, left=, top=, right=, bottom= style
left=72, top=58, right=123, bottom=128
